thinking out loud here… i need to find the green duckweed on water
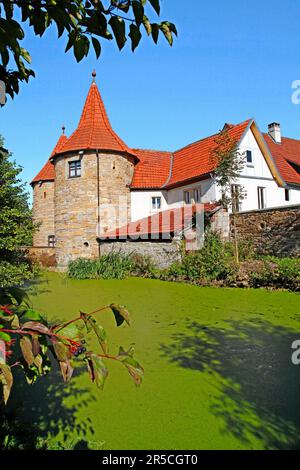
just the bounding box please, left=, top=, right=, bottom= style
left=9, top=272, right=300, bottom=450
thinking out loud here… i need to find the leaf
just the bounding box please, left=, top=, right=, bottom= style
left=20, top=308, right=44, bottom=323
left=149, top=0, right=160, bottom=15
left=73, top=35, right=90, bottom=62
left=117, top=345, right=135, bottom=359
left=88, top=354, right=108, bottom=389
left=53, top=341, right=71, bottom=362
left=20, top=336, right=34, bottom=366
left=109, top=304, right=131, bottom=327
left=32, top=336, right=40, bottom=356
left=22, top=321, right=50, bottom=334
left=108, top=16, right=126, bottom=50
left=56, top=323, right=80, bottom=340
left=59, top=360, right=74, bottom=383
left=129, top=24, right=142, bottom=52
left=121, top=356, right=144, bottom=386
left=91, top=319, right=108, bottom=354
left=142, top=15, right=152, bottom=36
left=0, top=364, right=13, bottom=404
left=0, top=331, right=11, bottom=342
left=132, top=1, right=144, bottom=25
left=151, top=23, right=159, bottom=44
left=92, top=36, right=101, bottom=58
left=80, top=312, right=92, bottom=333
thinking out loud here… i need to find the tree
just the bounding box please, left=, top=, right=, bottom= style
left=0, top=137, right=36, bottom=287
left=0, top=0, right=177, bottom=101
left=211, top=127, right=246, bottom=263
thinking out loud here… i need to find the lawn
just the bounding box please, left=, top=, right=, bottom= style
left=8, top=273, right=300, bottom=450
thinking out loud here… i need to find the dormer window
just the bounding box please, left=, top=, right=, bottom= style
left=69, top=160, right=81, bottom=178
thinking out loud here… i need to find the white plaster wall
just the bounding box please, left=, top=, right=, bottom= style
left=130, top=128, right=300, bottom=220
left=215, top=128, right=300, bottom=211
left=167, top=178, right=216, bottom=208
left=130, top=190, right=168, bottom=221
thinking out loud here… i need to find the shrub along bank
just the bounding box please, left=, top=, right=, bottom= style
left=67, top=233, right=300, bottom=291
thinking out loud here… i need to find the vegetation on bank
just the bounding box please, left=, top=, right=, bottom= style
left=0, top=139, right=38, bottom=288
left=67, top=232, right=300, bottom=291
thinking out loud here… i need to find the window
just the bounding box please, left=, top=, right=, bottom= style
left=184, top=191, right=191, bottom=204
left=43, top=191, right=47, bottom=199
left=257, top=187, right=266, bottom=209
left=285, top=189, right=290, bottom=202
left=194, top=187, right=201, bottom=203
left=231, top=184, right=242, bottom=212
left=246, top=150, right=253, bottom=164
left=152, top=196, right=161, bottom=210
left=69, top=160, right=81, bottom=178
left=48, top=235, right=55, bottom=247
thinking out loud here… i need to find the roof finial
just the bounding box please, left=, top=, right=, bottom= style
left=92, top=69, right=96, bottom=83
left=62, top=124, right=65, bottom=135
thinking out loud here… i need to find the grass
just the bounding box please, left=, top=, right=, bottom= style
left=8, top=273, right=300, bottom=450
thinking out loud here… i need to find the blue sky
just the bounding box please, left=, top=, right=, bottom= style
left=1, top=0, right=300, bottom=195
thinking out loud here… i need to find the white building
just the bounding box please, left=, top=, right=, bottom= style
left=130, top=119, right=300, bottom=222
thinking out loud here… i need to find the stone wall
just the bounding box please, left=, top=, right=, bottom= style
left=231, top=205, right=300, bottom=257
left=99, top=239, right=182, bottom=269
left=54, top=151, right=135, bottom=267
left=32, top=181, right=55, bottom=246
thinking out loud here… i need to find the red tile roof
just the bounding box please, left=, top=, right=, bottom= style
left=31, top=133, right=67, bottom=184
left=164, top=119, right=252, bottom=189
left=99, top=203, right=218, bottom=239
left=55, top=82, right=136, bottom=158
left=131, top=149, right=173, bottom=189
left=263, top=134, right=300, bottom=186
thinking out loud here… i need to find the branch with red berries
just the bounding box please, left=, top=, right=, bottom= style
left=0, top=288, right=143, bottom=404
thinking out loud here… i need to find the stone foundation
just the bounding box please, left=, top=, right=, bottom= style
left=99, top=239, right=182, bottom=269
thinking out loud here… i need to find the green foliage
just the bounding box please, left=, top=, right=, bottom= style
left=0, top=139, right=37, bottom=287
left=68, top=251, right=135, bottom=280
left=0, top=0, right=177, bottom=101
left=0, top=286, right=143, bottom=405
left=169, top=231, right=233, bottom=282
left=211, top=128, right=246, bottom=210
left=248, top=257, right=300, bottom=291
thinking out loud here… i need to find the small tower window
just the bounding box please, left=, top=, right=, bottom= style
left=48, top=235, right=55, bottom=247
left=69, top=160, right=81, bottom=178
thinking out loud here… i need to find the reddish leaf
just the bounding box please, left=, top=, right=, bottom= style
left=20, top=336, right=34, bottom=366
left=22, top=321, right=50, bottom=334
left=0, top=364, right=13, bottom=404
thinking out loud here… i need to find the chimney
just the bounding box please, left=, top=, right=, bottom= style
left=268, top=122, right=281, bottom=144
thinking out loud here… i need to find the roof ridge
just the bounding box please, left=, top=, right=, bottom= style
left=133, top=148, right=172, bottom=154
left=174, top=119, right=252, bottom=155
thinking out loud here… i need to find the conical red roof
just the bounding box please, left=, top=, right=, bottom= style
left=31, top=132, right=67, bottom=184
left=56, top=81, right=136, bottom=157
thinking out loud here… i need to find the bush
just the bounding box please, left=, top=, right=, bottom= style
left=168, top=231, right=232, bottom=282
left=130, top=253, right=155, bottom=277
left=68, top=251, right=135, bottom=280
left=248, top=257, right=300, bottom=291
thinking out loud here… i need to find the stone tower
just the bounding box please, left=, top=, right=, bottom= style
left=50, top=73, right=138, bottom=267
left=31, top=132, right=67, bottom=247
